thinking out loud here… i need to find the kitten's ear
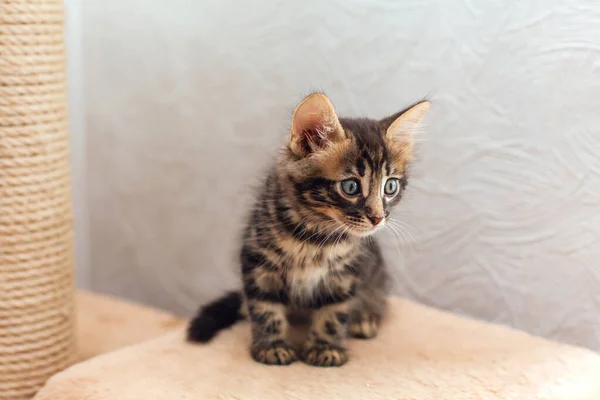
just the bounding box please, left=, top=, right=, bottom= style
left=383, top=100, right=430, bottom=144
left=289, top=93, right=345, bottom=157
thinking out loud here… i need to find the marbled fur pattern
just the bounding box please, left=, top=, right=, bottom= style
left=188, top=93, right=429, bottom=367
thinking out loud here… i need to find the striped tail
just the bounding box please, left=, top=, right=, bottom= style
left=186, top=291, right=244, bottom=343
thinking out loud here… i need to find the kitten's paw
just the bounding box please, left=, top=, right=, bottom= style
left=251, top=340, right=298, bottom=366
left=302, top=344, right=348, bottom=367
left=349, top=314, right=379, bottom=339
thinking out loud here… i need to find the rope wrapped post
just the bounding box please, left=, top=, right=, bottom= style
left=0, top=0, right=77, bottom=398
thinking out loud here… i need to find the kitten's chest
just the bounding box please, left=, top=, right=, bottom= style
left=283, top=243, right=354, bottom=301
left=285, top=267, right=329, bottom=300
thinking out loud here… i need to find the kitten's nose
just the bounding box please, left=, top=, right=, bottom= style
left=367, top=215, right=383, bottom=226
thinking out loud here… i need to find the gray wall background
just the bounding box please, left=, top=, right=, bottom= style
left=72, top=0, right=600, bottom=350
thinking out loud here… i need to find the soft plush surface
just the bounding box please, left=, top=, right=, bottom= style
left=37, top=298, right=600, bottom=399
left=75, top=290, right=184, bottom=361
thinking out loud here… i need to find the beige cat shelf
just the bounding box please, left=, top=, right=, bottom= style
left=35, top=296, right=600, bottom=399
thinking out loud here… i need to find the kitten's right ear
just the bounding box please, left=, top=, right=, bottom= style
left=289, top=93, right=345, bottom=157
left=383, top=100, right=430, bottom=143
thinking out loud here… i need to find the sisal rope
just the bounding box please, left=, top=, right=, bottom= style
left=0, top=0, right=77, bottom=398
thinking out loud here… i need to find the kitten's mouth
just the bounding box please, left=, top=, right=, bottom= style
left=344, top=221, right=385, bottom=237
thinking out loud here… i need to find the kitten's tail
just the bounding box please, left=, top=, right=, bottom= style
left=186, top=291, right=244, bottom=343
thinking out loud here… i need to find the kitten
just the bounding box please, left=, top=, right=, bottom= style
left=187, top=93, right=429, bottom=367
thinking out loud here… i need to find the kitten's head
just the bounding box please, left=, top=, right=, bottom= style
left=280, top=93, right=429, bottom=237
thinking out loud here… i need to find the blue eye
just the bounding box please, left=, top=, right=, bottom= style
left=384, top=178, right=399, bottom=195
left=340, top=179, right=360, bottom=196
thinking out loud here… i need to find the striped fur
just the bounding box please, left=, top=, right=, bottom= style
left=188, top=94, right=430, bottom=367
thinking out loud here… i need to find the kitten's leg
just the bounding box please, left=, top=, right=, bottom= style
left=242, top=246, right=297, bottom=365
left=349, top=282, right=387, bottom=339
left=247, top=300, right=297, bottom=365
left=302, top=300, right=352, bottom=367
left=348, top=309, right=381, bottom=339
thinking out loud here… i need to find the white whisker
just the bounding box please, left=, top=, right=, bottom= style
left=383, top=225, right=407, bottom=291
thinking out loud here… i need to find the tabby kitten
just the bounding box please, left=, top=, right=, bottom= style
left=187, top=93, right=429, bottom=367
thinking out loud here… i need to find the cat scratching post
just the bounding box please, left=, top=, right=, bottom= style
left=0, top=1, right=77, bottom=398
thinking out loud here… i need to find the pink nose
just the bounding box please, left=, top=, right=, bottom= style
left=368, top=215, right=383, bottom=226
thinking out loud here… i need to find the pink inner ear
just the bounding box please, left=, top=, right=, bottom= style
left=294, top=108, right=332, bottom=151
left=299, top=126, right=324, bottom=153
left=290, top=93, right=343, bottom=156
left=294, top=104, right=327, bottom=132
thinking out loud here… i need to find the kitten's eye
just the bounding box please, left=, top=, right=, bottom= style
left=340, top=179, right=360, bottom=196
left=384, top=178, right=399, bottom=195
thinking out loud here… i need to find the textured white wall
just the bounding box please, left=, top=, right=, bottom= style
left=65, top=0, right=91, bottom=288
left=82, top=0, right=600, bottom=350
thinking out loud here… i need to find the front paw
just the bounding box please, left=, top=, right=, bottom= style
left=251, top=340, right=298, bottom=366
left=302, top=343, right=348, bottom=367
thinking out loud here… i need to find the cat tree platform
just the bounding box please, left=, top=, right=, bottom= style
left=35, top=296, right=600, bottom=400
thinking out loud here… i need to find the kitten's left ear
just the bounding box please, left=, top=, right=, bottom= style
left=383, top=100, right=430, bottom=143
left=289, top=93, right=346, bottom=157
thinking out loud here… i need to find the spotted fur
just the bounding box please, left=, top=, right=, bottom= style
left=188, top=93, right=430, bottom=367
